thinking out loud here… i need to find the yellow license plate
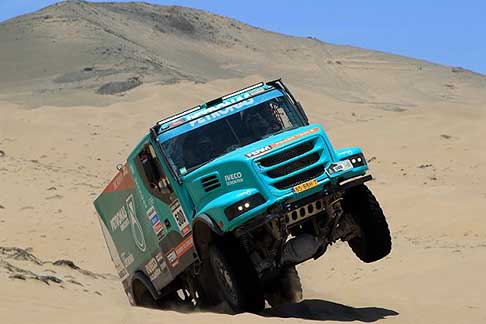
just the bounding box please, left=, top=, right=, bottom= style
left=293, top=179, right=318, bottom=193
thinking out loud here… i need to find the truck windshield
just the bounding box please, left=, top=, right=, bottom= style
left=162, top=95, right=304, bottom=176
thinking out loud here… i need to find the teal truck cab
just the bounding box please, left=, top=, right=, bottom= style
left=94, top=79, right=391, bottom=313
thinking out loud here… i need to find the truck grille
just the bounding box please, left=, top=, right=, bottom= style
left=259, top=141, right=313, bottom=167
left=257, top=138, right=326, bottom=190
left=274, top=165, right=325, bottom=190
left=267, top=153, right=320, bottom=178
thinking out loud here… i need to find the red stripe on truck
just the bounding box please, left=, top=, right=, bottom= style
left=103, top=163, right=135, bottom=193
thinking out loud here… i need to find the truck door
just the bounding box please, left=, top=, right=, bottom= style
left=132, top=142, right=196, bottom=290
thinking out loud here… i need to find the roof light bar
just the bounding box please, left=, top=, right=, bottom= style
left=156, top=105, right=201, bottom=126
left=222, top=82, right=264, bottom=100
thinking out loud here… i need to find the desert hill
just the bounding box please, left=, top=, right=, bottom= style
left=1, top=0, right=485, bottom=107
left=0, top=1, right=485, bottom=324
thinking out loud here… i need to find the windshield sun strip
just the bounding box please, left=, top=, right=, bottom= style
left=157, top=88, right=277, bottom=135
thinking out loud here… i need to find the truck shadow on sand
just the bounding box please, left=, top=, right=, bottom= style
left=261, top=299, right=398, bottom=322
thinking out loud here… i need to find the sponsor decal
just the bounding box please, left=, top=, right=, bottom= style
left=110, top=205, right=130, bottom=232
left=224, top=172, right=244, bottom=186
left=337, top=149, right=353, bottom=157
left=166, top=250, right=178, bottom=267
left=121, top=252, right=134, bottom=268
left=160, top=86, right=269, bottom=131
left=126, top=195, right=146, bottom=252
left=246, top=127, right=319, bottom=159
left=162, top=93, right=257, bottom=131
left=110, top=194, right=146, bottom=252
left=145, top=257, right=163, bottom=282
left=170, top=201, right=190, bottom=236
left=167, top=235, right=194, bottom=268
left=187, top=93, right=253, bottom=127
left=147, top=206, right=167, bottom=239
left=155, top=252, right=164, bottom=264
left=236, top=189, right=252, bottom=197
left=153, top=221, right=163, bottom=235
left=175, top=235, right=194, bottom=256
left=245, top=145, right=272, bottom=158
left=145, top=257, right=158, bottom=275
left=117, top=267, right=128, bottom=280
left=147, top=206, right=157, bottom=220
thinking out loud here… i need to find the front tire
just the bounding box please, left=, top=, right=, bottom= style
left=343, top=184, right=391, bottom=263
left=208, top=238, right=265, bottom=313
left=265, top=266, right=303, bottom=307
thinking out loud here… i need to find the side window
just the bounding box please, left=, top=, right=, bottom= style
left=135, top=143, right=174, bottom=203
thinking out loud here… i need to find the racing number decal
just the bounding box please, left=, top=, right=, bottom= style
left=170, top=200, right=190, bottom=236
left=127, top=195, right=146, bottom=252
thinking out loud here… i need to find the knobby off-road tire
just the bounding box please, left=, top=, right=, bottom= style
left=343, top=184, right=391, bottom=263
left=208, top=238, right=265, bottom=313
left=196, top=263, right=223, bottom=308
left=137, top=290, right=158, bottom=309
left=265, top=266, right=303, bottom=307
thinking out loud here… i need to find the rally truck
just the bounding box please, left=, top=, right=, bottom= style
left=94, top=79, right=391, bottom=313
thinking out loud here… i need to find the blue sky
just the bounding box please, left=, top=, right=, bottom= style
left=1, top=1, right=485, bottom=74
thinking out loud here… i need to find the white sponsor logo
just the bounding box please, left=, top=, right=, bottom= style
left=121, top=252, right=134, bottom=268
left=224, top=172, right=244, bottom=186
left=245, top=145, right=272, bottom=158
left=145, top=257, right=158, bottom=275
left=146, top=206, right=157, bottom=219
left=189, top=94, right=254, bottom=127
left=237, top=189, right=252, bottom=197
left=167, top=250, right=177, bottom=264
left=110, top=206, right=129, bottom=232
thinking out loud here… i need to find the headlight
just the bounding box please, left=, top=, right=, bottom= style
left=348, top=153, right=366, bottom=167
left=224, top=194, right=265, bottom=220
left=326, top=153, right=366, bottom=175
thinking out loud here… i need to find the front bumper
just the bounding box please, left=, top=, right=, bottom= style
left=235, top=174, right=372, bottom=234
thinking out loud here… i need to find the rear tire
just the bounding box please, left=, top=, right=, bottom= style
left=132, top=278, right=158, bottom=309
left=343, top=184, right=391, bottom=263
left=265, top=266, right=303, bottom=307
left=208, top=238, right=265, bottom=313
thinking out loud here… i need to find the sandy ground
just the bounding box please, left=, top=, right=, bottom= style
left=1, top=2, right=486, bottom=323
left=1, top=74, right=485, bottom=324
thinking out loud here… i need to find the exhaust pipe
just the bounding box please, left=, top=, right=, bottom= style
left=280, top=234, right=321, bottom=266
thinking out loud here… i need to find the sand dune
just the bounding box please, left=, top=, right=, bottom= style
left=1, top=1, right=486, bottom=324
